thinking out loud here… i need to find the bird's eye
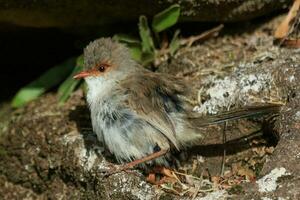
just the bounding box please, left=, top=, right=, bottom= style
left=98, top=65, right=105, bottom=72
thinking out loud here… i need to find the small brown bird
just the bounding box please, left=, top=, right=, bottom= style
left=74, top=38, right=279, bottom=172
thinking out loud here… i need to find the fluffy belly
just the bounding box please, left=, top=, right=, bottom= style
left=92, top=109, right=171, bottom=165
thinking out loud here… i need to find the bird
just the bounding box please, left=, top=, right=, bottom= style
left=73, top=38, right=280, bottom=173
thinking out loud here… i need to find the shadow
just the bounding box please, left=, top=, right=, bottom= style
left=68, top=104, right=97, bottom=150
left=188, top=131, right=265, bottom=157
left=180, top=118, right=280, bottom=160
left=68, top=104, right=92, bottom=132
left=68, top=104, right=116, bottom=161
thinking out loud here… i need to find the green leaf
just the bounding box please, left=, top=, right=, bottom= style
left=152, top=4, right=180, bottom=33
left=113, top=34, right=144, bottom=63
left=11, top=58, right=76, bottom=108
left=127, top=44, right=143, bottom=63
left=169, top=29, right=181, bottom=56
left=113, top=34, right=140, bottom=44
left=58, top=56, right=84, bottom=104
left=138, top=15, right=155, bottom=53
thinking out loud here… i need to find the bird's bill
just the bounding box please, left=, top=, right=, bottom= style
left=73, top=71, right=90, bottom=79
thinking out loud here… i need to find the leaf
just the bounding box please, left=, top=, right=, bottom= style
left=169, top=29, right=180, bottom=56
left=113, top=34, right=140, bottom=44
left=11, top=58, right=76, bottom=108
left=138, top=15, right=155, bottom=53
left=152, top=4, right=180, bottom=33
left=58, top=56, right=84, bottom=103
left=128, top=44, right=143, bottom=62
left=113, top=34, right=144, bottom=63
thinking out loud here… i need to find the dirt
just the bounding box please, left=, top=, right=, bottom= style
left=1, top=14, right=300, bottom=199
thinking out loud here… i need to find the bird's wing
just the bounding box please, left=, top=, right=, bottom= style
left=118, top=72, right=190, bottom=150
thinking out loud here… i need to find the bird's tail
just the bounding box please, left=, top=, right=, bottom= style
left=190, top=104, right=281, bottom=127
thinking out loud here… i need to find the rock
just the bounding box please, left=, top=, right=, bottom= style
left=0, top=94, right=157, bottom=199
left=0, top=0, right=292, bottom=30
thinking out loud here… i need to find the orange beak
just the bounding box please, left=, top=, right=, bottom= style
left=73, top=71, right=90, bottom=79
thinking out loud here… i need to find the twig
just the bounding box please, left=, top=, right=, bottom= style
left=173, top=171, right=203, bottom=181
left=191, top=186, right=200, bottom=200
left=154, top=24, right=224, bottom=66
left=180, top=24, right=224, bottom=47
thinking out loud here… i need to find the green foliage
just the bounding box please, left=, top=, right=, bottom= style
left=115, top=4, right=181, bottom=66
left=139, top=16, right=155, bottom=53
left=12, top=58, right=76, bottom=108
left=152, top=4, right=180, bottom=33
left=169, top=30, right=181, bottom=56
left=113, top=34, right=143, bottom=62
left=58, top=56, right=84, bottom=104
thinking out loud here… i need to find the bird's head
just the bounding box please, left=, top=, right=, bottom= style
left=73, top=38, right=138, bottom=81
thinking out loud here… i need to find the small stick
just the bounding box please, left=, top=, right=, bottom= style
left=180, top=24, right=224, bottom=47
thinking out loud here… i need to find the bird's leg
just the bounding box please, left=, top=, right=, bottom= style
left=123, top=149, right=169, bottom=169
left=103, top=149, right=168, bottom=176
